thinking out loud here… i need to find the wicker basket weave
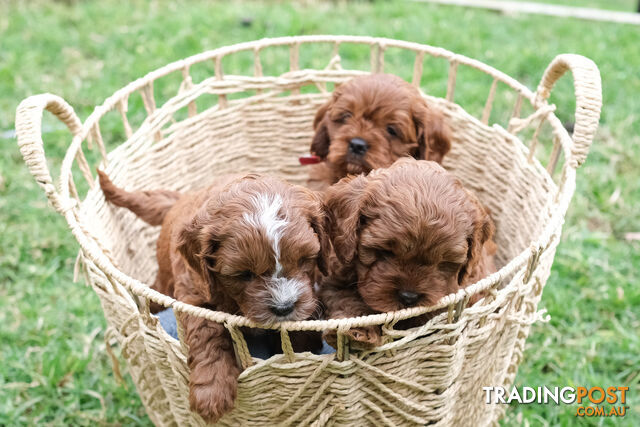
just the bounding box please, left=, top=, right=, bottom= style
left=15, top=36, right=601, bottom=426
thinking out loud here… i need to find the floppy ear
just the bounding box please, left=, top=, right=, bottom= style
left=458, top=193, right=495, bottom=285
left=310, top=202, right=332, bottom=277
left=177, top=212, right=220, bottom=298
left=413, top=100, right=452, bottom=164
left=177, top=218, right=205, bottom=276
left=295, top=186, right=332, bottom=276
left=324, top=175, right=368, bottom=265
left=310, top=98, right=332, bottom=159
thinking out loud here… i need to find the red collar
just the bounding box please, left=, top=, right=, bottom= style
left=298, top=154, right=322, bottom=165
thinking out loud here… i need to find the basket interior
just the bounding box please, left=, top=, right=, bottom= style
left=82, top=84, right=556, bottom=287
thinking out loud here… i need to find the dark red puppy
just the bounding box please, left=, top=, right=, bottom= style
left=307, top=74, right=452, bottom=190
left=99, top=171, right=329, bottom=422
left=319, top=159, right=497, bottom=347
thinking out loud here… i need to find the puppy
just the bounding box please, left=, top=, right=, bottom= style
left=307, top=73, right=452, bottom=190
left=98, top=171, right=328, bottom=423
left=319, top=158, right=496, bottom=348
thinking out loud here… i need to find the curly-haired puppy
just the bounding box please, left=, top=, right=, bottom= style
left=307, top=73, right=452, bottom=190
left=319, top=158, right=496, bottom=348
left=98, top=171, right=328, bottom=423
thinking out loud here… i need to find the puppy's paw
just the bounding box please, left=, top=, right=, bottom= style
left=346, top=326, right=383, bottom=349
left=323, top=326, right=382, bottom=350
left=190, top=380, right=237, bottom=424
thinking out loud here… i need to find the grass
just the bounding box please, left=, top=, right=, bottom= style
left=1, top=0, right=638, bottom=425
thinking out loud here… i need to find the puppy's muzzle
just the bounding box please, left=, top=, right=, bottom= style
left=348, top=138, right=369, bottom=156
left=268, top=277, right=305, bottom=319
left=398, top=290, right=420, bottom=306
left=270, top=302, right=295, bottom=317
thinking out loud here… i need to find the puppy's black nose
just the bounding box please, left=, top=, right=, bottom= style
left=270, top=303, right=295, bottom=317
left=348, top=138, right=369, bottom=156
left=398, top=290, right=420, bottom=306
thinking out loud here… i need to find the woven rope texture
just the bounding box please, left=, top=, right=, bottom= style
left=15, top=36, right=601, bottom=426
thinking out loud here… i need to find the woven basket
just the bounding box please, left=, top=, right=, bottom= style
left=15, top=36, right=601, bottom=426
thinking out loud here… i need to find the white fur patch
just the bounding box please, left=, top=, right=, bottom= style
left=244, top=193, right=287, bottom=273
left=244, top=193, right=303, bottom=315
left=268, top=277, right=304, bottom=311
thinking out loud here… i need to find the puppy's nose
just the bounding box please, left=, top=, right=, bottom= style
left=348, top=138, right=369, bottom=156
left=398, top=290, right=420, bottom=306
left=270, top=302, right=295, bottom=317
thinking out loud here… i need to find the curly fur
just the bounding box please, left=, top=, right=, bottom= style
left=98, top=171, right=328, bottom=423
left=307, top=74, right=452, bottom=190
left=318, top=159, right=497, bottom=347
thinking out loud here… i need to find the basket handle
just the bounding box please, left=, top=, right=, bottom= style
left=535, top=54, right=602, bottom=168
left=15, top=93, right=83, bottom=214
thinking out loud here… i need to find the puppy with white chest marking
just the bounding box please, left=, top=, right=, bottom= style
left=98, top=171, right=329, bottom=423
left=306, top=73, right=452, bottom=190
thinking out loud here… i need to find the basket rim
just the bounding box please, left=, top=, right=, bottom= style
left=54, top=36, right=583, bottom=330
left=78, top=35, right=538, bottom=143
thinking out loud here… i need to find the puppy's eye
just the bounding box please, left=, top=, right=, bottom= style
left=438, top=262, right=461, bottom=273
left=298, top=256, right=316, bottom=268
left=203, top=256, right=216, bottom=271
left=334, top=112, right=352, bottom=124
left=377, top=249, right=394, bottom=259
left=386, top=125, right=398, bottom=137
left=234, top=271, right=255, bottom=281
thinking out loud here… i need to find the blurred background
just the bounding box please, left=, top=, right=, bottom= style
left=1, top=0, right=638, bottom=425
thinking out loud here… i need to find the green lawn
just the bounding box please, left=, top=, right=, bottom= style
left=1, top=0, right=638, bottom=425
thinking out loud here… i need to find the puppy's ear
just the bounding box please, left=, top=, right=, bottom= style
left=324, top=175, right=368, bottom=265
left=310, top=201, right=332, bottom=277
left=458, top=192, right=495, bottom=285
left=177, top=212, right=220, bottom=297
left=413, top=100, right=452, bottom=164
left=296, top=186, right=332, bottom=276
left=310, top=98, right=332, bottom=159
left=177, top=218, right=204, bottom=276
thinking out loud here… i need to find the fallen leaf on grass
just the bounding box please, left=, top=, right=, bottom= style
left=624, top=232, right=640, bottom=241
left=57, top=371, right=73, bottom=387
left=608, top=187, right=621, bottom=204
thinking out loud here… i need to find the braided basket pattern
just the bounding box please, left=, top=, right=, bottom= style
left=15, top=36, right=601, bottom=426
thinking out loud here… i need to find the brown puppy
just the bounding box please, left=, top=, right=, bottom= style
left=319, top=158, right=496, bottom=348
left=307, top=74, right=452, bottom=190
left=98, top=171, right=328, bottom=423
